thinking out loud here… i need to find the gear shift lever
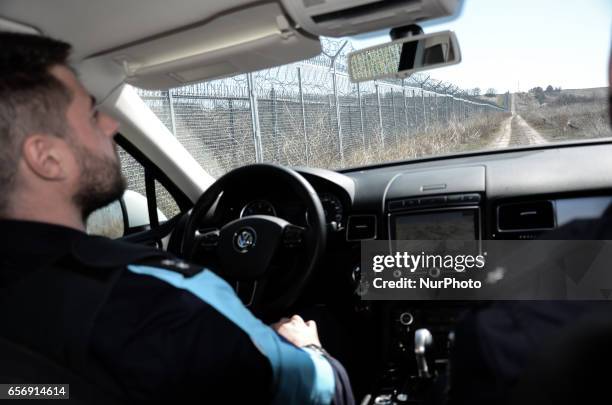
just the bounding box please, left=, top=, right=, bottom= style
left=414, top=328, right=433, bottom=378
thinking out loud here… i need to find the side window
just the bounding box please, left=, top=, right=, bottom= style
left=86, top=144, right=181, bottom=238
left=86, top=200, right=125, bottom=239
left=155, top=179, right=181, bottom=219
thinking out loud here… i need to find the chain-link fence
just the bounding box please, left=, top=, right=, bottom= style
left=133, top=38, right=508, bottom=179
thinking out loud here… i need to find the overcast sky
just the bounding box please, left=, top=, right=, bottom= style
left=351, top=0, right=612, bottom=93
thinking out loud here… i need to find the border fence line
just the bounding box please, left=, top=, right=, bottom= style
left=136, top=39, right=509, bottom=177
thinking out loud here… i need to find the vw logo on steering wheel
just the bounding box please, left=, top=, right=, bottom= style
left=234, top=227, right=257, bottom=253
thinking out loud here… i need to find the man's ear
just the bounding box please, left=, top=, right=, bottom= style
left=21, top=134, right=69, bottom=181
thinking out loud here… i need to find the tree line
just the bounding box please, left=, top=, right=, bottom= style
left=469, top=87, right=497, bottom=97
left=529, top=85, right=562, bottom=104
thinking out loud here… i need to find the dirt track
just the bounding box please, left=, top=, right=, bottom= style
left=488, top=94, right=547, bottom=148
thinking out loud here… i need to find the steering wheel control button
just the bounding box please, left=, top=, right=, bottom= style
left=283, top=225, right=304, bottom=248
left=233, top=227, right=257, bottom=253
left=198, top=229, right=220, bottom=248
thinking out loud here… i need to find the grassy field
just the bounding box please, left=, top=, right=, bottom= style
left=515, top=88, right=611, bottom=142
left=307, top=112, right=511, bottom=169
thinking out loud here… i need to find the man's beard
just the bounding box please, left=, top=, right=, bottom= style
left=71, top=142, right=127, bottom=220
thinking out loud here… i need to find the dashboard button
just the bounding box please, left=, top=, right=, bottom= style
left=447, top=195, right=463, bottom=203
left=463, top=193, right=481, bottom=202
left=388, top=200, right=404, bottom=211
left=404, top=198, right=419, bottom=207
left=399, top=312, right=414, bottom=326
left=420, top=196, right=447, bottom=206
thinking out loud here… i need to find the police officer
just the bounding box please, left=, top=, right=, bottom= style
left=0, top=32, right=353, bottom=404
left=448, top=49, right=612, bottom=405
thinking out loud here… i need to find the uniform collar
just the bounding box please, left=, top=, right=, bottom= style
left=0, top=220, right=86, bottom=285
left=0, top=219, right=86, bottom=262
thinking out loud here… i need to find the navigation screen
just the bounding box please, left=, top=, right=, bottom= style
left=394, top=210, right=477, bottom=240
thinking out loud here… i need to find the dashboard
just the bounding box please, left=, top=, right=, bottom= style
left=198, top=141, right=612, bottom=401
left=290, top=141, right=612, bottom=401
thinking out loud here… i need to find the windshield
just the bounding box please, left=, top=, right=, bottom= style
left=136, top=0, right=612, bottom=178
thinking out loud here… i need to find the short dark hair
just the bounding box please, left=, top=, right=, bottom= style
left=0, top=32, right=73, bottom=214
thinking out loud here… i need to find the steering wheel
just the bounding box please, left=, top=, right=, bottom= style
left=181, top=163, right=327, bottom=316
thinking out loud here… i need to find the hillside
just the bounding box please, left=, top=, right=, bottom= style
left=514, top=87, right=611, bottom=141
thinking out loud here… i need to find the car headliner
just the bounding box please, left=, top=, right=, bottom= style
left=0, top=0, right=257, bottom=60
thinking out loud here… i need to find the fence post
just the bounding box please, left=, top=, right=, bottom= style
left=421, top=90, right=427, bottom=129
left=166, top=90, right=176, bottom=136
left=271, top=86, right=279, bottom=162
left=357, top=82, right=365, bottom=152
left=390, top=88, right=398, bottom=145
left=434, top=93, right=439, bottom=124
left=228, top=98, right=236, bottom=160
left=456, top=98, right=459, bottom=121
left=297, top=66, right=308, bottom=165
left=375, top=82, right=384, bottom=148
left=402, top=84, right=409, bottom=138
left=443, top=94, right=447, bottom=122
left=412, top=89, right=417, bottom=129
left=328, top=94, right=333, bottom=132
left=247, top=72, right=264, bottom=162
left=331, top=65, right=344, bottom=164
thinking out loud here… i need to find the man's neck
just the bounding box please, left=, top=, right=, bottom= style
left=4, top=194, right=85, bottom=232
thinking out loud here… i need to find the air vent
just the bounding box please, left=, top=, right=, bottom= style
left=498, top=201, right=555, bottom=231
left=346, top=215, right=377, bottom=241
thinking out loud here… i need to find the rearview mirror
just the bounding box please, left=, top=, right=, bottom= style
left=348, top=31, right=461, bottom=83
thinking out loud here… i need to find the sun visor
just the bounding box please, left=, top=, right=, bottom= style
left=281, top=0, right=462, bottom=37
left=78, top=2, right=321, bottom=92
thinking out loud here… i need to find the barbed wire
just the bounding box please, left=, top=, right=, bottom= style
left=131, top=37, right=508, bottom=178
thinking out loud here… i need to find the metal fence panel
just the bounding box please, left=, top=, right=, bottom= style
left=132, top=40, right=507, bottom=178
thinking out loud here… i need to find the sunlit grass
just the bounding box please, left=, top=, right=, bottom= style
left=302, top=113, right=510, bottom=169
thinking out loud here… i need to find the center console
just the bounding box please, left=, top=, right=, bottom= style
left=363, top=167, right=486, bottom=404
